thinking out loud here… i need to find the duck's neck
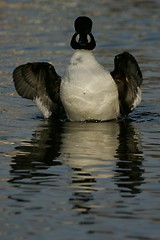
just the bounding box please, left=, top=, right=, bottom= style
left=70, top=49, right=98, bottom=66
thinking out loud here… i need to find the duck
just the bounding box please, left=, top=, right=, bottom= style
left=13, top=16, right=143, bottom=122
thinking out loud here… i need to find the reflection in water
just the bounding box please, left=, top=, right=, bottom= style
left=10, top=120, right=144, bottom=212
left=60, top=122, right=119, bottom=215
left=10, top=121, right=63, bottom=183
left=114, top=121, right=144, bottom=196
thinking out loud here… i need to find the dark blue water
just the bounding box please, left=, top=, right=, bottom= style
left=0, top=1, right=160, bottom=239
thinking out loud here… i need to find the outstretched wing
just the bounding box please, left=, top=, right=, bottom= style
left=13, top=62, right=62, bottom=118
left=111, top=52, right=143, bottom=117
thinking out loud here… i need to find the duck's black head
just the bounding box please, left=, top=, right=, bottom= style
left=70, top=16, right=96, bottom=50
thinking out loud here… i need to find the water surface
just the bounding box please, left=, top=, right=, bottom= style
left=0, top=1, right=160, bottom=239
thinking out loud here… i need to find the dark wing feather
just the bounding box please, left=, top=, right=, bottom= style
left=13, top=63, right=37, bottom=99
left=13, top=62, right=62, bottom=117
left=111, top=52, right=143, bottom=117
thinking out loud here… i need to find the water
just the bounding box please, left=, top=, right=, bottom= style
left=0, top=0, right=160, bottom=239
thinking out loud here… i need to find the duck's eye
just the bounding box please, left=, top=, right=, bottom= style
left=76, top=34, right=80, bottom=42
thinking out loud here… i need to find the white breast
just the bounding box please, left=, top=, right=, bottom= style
left=60, top=50, right=119, bottom=121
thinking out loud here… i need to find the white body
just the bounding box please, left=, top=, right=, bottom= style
left=60, top=50, right=119, bottom=121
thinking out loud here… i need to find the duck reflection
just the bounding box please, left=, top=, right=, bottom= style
left=10, top=119, right=144, bottom=202
left=10, top=121, right=63, bottom=182
left=114, top=121, right=144, bottom=196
